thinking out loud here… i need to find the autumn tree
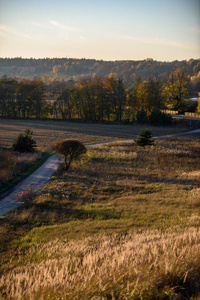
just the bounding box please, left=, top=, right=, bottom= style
left=127, top=78, right=149, bottom=121
left=162, top=68, right=190, bottom=110
left=197, top=93, right=200, bottom=114
left=146, top=78, right=163, bottom=112
left=136, top=83, right=149, bottom=111
left=126, top=76, right=142, bottom=121
left=17, top=79, right=33, bottom=118
left=16, top=78, right=47, bottom=118
left=114, top=77, right=126, bottom=122
left=190, top=71, right=200, bottom=96
left=93, top=76, right=113, bottom=122
left=0, top=76, right=18, bottom=117
left=32, top=78, right=45, bottom=118
left=55, top=140, right=87, bottom=170
left=109, top=75, right=126, bottom=122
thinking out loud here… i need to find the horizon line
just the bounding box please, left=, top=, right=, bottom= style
left=0, top=56, right=200, bottom=63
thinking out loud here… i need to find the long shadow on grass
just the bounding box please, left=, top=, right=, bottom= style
left=0, top=200, right=122, bottom=253
left=58, top=170, right=195, bottom=188
left=33, top=200, right=122, bottom=222
left=131, top=174, right=194, bottom=186
left=1, top=200, right=121, bottom=228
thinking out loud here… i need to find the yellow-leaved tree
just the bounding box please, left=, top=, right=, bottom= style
left=197, top=92, right=200, bottom=114
left=162, top=68, right=189, bottom=110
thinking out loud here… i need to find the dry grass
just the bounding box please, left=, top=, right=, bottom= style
left=0, top=228, right=200, bottom=299
left=0, top=149, right=42, bottom=190
left=0, top=132, right=200, bottom=299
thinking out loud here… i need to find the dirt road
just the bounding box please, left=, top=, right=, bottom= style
left=0, top=128, right=200, bottom=216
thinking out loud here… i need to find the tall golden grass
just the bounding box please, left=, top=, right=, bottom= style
left=0, top=228, right=200, bottom=299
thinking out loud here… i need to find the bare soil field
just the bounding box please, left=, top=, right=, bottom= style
left=0, top=118, right=190, bottom=148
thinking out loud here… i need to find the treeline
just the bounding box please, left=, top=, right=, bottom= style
left=0, top=69, right=199, bottom=123
left=0, top=58, right=200, bottom=95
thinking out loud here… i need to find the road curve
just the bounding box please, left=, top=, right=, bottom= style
left=0, top=128, right=200, bottom=216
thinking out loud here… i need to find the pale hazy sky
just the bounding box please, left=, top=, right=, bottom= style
left=0, top=0, right=199, bottom=61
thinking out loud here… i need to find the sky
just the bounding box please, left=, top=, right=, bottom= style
left=0, top=0, right=199, bottom=61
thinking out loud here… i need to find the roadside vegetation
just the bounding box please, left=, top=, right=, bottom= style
left=0, top=149, right=53, bottom=195
left=0, top=127, right=53, bottom=195
left=0, top=132, right=200, bottom=299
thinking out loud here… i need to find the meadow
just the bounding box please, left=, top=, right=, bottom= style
left=0, top=119, right=200, bottom=299
left=0, top=118, right=189, bottom=192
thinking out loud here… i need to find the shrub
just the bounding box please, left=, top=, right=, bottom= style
left=0, top=151, right=17, bottom=169
left=135, top=129, right=154, bottom=147
left=148, top=109, right=172, bottom=126
left=12, top=129, right=37, bottom=152
left=136, top=108, right=148, bottom=124
left=16, top=188, right=36, bottom=207
left=183, top=100, right=198, bottom=113
left=0, top=150, right=17, bottom=188
left=55, top=139, right=87, bottom=170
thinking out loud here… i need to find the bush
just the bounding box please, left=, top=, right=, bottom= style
left=12, top=129, right=37, bottom=152
left=16, top=188, right=36, bottom=207
left=148, top=110, right=172, bottom=126
left=55, top=139, right=87, bottom=170
left=184, top=101, right=198, bottom=113
left=136, top=109, right=148, bottom=124
left=135, top=129, right=154, bottom=147
left=0, top=151, right=17, bottom=169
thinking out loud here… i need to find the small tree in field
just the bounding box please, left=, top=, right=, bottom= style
left=55, top=139, right=87, bottom=170
left=12, top=129, right=37, bottom=152
left=135, top=129, right=154, bottom=147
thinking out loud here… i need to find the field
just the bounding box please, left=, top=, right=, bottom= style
left=0, top=119, right=200, bottom=299
left=0, top=118, right=191, bottom=191
left=0, top=118, right=192, bottom=148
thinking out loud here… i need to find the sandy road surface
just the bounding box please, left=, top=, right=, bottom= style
left=0, top=128, right=200, bottom=216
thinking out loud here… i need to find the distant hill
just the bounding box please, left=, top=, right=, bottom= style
left=0, top=57, right=200, bottom=86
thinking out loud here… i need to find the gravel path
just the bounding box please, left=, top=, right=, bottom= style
left=0, top=128, right=200, bottom=216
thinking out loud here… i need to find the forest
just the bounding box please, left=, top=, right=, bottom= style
left=0, top=60, right=200, bottom=122
left=0, top=57, right=200, bottom=91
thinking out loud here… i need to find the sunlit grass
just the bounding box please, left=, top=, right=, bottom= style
left=1, top=228, right=200, bottom=299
